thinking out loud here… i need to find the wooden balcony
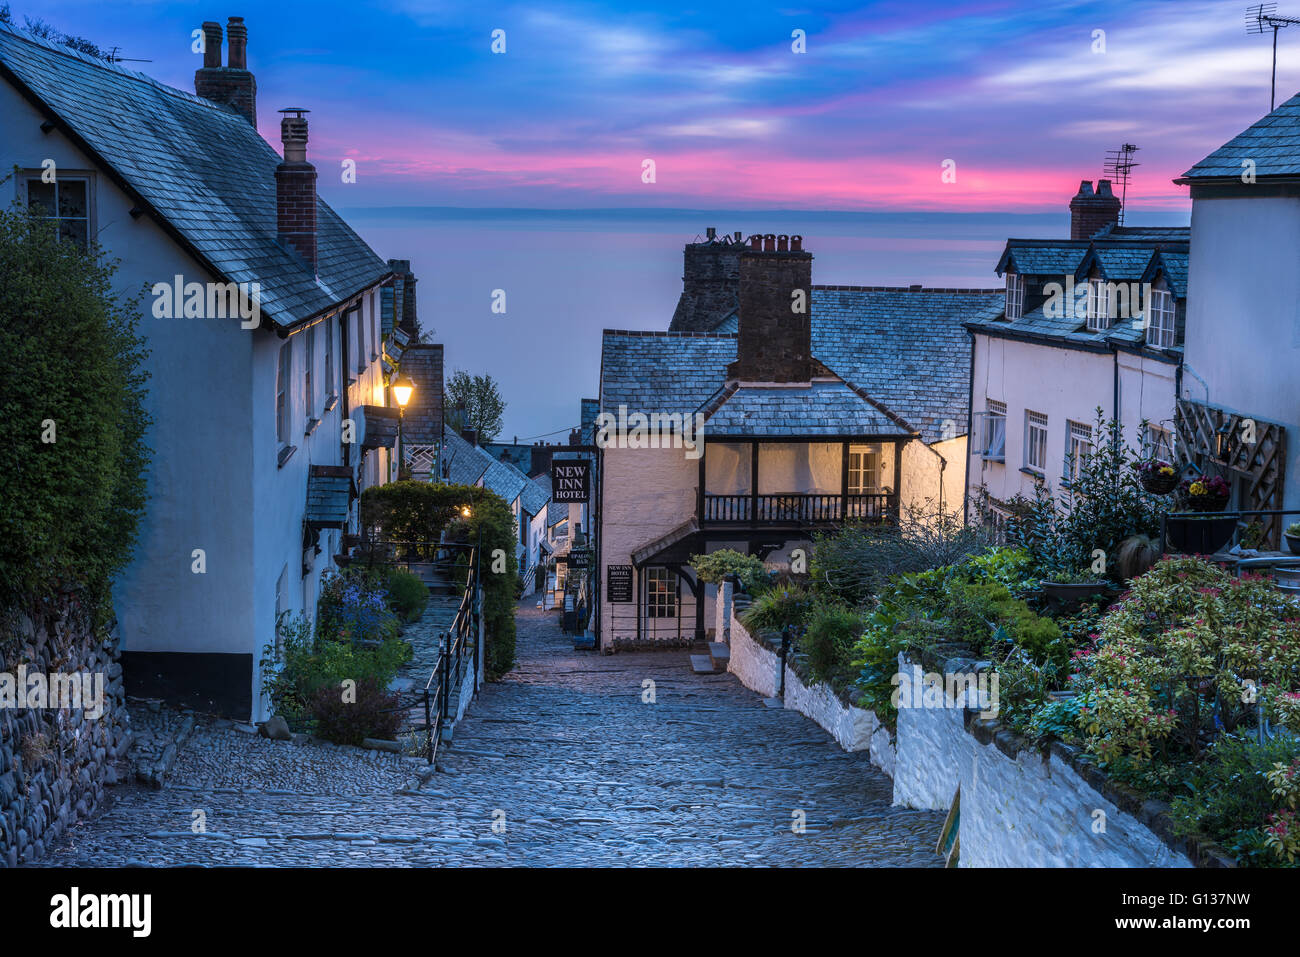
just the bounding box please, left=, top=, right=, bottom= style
left=700, top=492, right=897, bottom=526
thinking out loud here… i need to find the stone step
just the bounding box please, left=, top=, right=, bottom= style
left=690, top=654, right=720, bottom=675
left=707, top=642, right=730, bottom=670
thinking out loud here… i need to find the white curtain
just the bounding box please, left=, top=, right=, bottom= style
left=705, top=442, right=752, bottom=495
left=758, top=442, right=842, bottom=494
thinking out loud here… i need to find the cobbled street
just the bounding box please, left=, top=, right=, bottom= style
left=36, top=601, right=944, bottom=867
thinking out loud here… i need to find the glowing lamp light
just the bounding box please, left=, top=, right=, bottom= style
left=461, top=506, right=472, bottom=519
left=392, top=375, right=415, bottom=408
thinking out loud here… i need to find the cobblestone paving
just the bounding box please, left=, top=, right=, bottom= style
left=36, top=601, right=944, bottom=867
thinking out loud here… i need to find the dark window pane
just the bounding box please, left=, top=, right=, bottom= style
left=28, top=180, right=55, bottom=216
left=60, top=221, right=88, bottom=248
left=59, top=180, right=87, bottom=219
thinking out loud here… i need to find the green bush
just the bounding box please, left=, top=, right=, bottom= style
left=800, top=601, right=865, bottom=686
left=690, top=549, right=768, bottom=594
left=309, top=677, right=403, bottom=746
left=740, top=584, right=814, bottom=634
left=385, top=568, right=429, bottom=622
left=0, top=191, right=151, bottom=627
left=260, top=612, right=410, bottom=735
left=1169, top=735, right=1300, bottom=867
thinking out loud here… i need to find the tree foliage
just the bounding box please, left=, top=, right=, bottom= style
left=444, top=370, right=506, bottom=444
left=0, top=190, right=151, bottom=625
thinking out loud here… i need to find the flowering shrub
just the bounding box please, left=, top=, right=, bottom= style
left=317, top=568, right=401, bottom=645
left=1066, top=557, right=1300, bottom=764
left=1134, top=459, right=1177, bottom=480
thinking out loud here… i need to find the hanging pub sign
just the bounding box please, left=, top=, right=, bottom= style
left=551, top=459, right=590, bottom=504
left=607, top=564, right=633, bottom=603
left=569, top=548, right=591, bottom=570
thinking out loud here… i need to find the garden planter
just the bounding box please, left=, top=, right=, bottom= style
left=1166, top=516, right=1237, bottom=555
left=1039, top=581, right=1109, bottom=603
left=1286, top=533, right=1300, bottom=555
left=1186, top=494, right=1229, bottom=513
left=1140, top=471, right=1179, bottom=495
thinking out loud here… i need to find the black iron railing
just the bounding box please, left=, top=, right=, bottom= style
left=421, top=543, right=480, bottom=765
left=701, top=492, right=896, bottom=524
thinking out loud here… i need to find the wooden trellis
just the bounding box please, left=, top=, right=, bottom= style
left=1175, top=398, right=1288, bottom=547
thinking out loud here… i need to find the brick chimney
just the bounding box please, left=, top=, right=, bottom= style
left=729, top=234, right=813, bottom=383
left=194, top=17, right=257, bottom=125
left=669, top=228, right=743, bottom=332
left=276, top=108, right=317, bottom=274
left=1069, top=179, right=1121, bottom=240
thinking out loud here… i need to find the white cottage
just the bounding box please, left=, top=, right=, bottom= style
left=0, top=19, right=411, bottom=718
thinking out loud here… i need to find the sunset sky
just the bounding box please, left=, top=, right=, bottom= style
left=18, top=0, right=1295, bottom=214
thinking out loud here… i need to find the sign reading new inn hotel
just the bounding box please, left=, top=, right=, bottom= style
left=551, top=459, right=590, bottom=503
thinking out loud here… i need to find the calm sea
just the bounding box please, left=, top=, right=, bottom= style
left=342, top=207, right=1189, bottom=441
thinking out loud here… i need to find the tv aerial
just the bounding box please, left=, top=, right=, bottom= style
left=1103, top=144, right=1140, bottom=224
left=1247, top=4, right=1300, bottom=109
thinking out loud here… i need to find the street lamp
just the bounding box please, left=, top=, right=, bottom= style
left=392, top=374, right=414, bottom=480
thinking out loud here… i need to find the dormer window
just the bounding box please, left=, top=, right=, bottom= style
left=1004, top=273, right=1025, bottom=320
left=1147, top=286, right=1175, bottom=348
left=1086, top=279, right=1112, bottom=331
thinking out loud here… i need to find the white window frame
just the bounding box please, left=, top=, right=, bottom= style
left=1086, top=279, right=1112, bottom=331
left=1064, top=419, right=1092, bottom=483
left=982, top=400, right=1007, bottom=462
left=1146, top=287, right=1175, bottom=348
left=276, top=342, right=292, bottom=445
left=646, top=566, right=678, bottom=619
left=847, top=444, right=881, bottom=494
left=23, top=173, right=93, bottom=247
left=304, top=326, right=315, bottom=421
left=1004, top=273, right=1025, bottom=320
left=1024, top=410, right=1048, bottom=474
left=1143, top=424, right=1174, bottom=460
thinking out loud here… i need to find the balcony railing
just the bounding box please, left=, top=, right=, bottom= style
left=701, top=493, right=896, bottom=524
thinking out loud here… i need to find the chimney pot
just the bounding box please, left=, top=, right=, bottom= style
left=706, top=226, right=716, bottom=240
left=1096, top=178, right=1115, bottom=197
left=790, top=234, right=802, bottom=251
left=763, top=233, right=776, bottom=252
left=748, top=234, right=762, bottom=250
left=276, top=108, right=317, bottom=273
left=733, top=231, right=742, bottom=243
left=200, top=21, right=222, bottom=69
left=777, top=234, right=789, bottom=252
left=226, top=16, right=248, bottom=69
left=1069, top=178, right=1121, bottom=240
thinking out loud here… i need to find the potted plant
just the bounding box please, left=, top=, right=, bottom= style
left=1038, top=567, right=1110, bottom=603
left=1181, top=474, right=1231, bottom=512
left=1286, top=522, right=1300, bottom=554
left=1134, top=458, right=1179, bottom=495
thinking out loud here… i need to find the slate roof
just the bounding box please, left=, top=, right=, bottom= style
left=1143, top=248, right=1189, bottom=298
left=518, top=469, right=549, bottom=517
left=700, top=381, right=902, bottom=436
left=995, top=241, right=1091, bottom=277
left=599, top=288, right=1002, bottom=444
left=1077, top=244, right=1164, bottom=282
left=1179, top=92, right=1300, bottom=180
left=0, top=23, right=390, bottom=330
left=439, top=427, right=529, bottom=506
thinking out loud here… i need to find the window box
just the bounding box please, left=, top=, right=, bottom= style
left=277, top=444, right=297, bottom=469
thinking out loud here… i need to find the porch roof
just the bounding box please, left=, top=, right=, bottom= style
left=699, top=380, right=906, bottom=436
left=305, top=465, right=355, bottom=528
left=631, top=518, right=701, bottom=567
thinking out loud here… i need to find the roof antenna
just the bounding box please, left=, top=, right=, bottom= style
left=105, top=46, right=152, bottom=63
left=1103, top=144, right=1139, bottom=225
left=1247, top=4, right=1299, bottom=110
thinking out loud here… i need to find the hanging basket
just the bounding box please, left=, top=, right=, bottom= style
left=1140, top=471, right=1179, bottom=495
left=1166, top=515, right=1237, bottom=554
left=1186, top=492, right=1230, bottom=513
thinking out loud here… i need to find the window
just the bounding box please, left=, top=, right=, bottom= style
left=1064, top=420, right=1093, bottom=483
left=1004, top=273, right=1025, bottom=320
left=647, top=567, right=677, bottom=618
left=847, top=444, right=881, bottom=494
left=323, top=316, right=335, bottom=400
left=1086, top=279, right=1111, bottom=331
left=304, top=326, right=315, bottom=420
left=985, top=505, right=1010, bottom=544
left=1024, top=410, right=1048, bottom=473
left=1143, top=424, right=1174, bottom=460
left=26, top=176, right=89, bottom=247
left=1147, top=288, right=1176, bottom=348
left=982, top=400, right=1007, bottom=462
left=276, top=342, right=291, bottom=445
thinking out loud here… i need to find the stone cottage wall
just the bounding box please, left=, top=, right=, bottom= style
left=0, top=594, right=131, bottom=866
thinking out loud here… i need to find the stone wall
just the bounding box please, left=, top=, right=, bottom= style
left=1, top=594, right=131, bottom=866
left=727, top=610, right=895, bottom=776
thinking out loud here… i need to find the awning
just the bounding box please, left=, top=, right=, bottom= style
left=357, top=404, right=400, bottom=449
left=631, top=518, right=701, bottom=567
left=305, top=465, right=357, bottom=528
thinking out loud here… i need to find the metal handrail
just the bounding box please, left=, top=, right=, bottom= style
left=419, top=544, right=481, bottom=765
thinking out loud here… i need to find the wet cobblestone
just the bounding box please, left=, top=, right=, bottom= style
left=35, top=601, right=944, bottom=867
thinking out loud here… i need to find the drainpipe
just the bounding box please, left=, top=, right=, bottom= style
left=1112, top=346, right=1120, bottom=450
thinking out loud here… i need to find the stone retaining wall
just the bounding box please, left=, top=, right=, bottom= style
left=727, top=611, right=895, bottom=776
left=1, top=593, right=131, bottom=866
